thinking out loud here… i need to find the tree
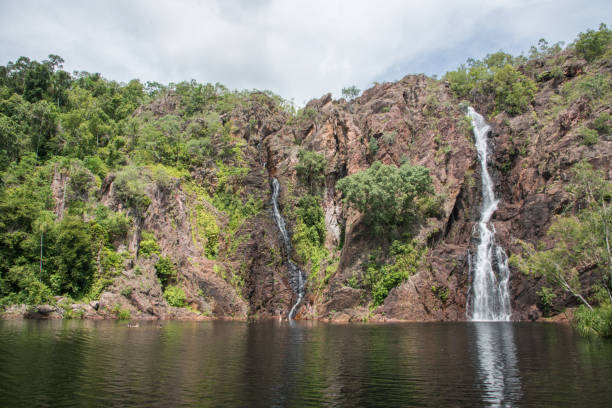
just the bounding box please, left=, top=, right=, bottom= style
left=341, top=86, right=360, bottom=101
left=574, top=23, right=612, bottom=62
left=336, top=161, right=434, bottom=233
left=518, top=161, right=612, bottom=310
left=295, top=150, right=326, bottom=191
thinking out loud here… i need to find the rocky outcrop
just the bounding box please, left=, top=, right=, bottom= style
left=8, top=49, right=608, bottom=323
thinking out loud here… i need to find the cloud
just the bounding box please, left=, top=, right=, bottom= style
left=1, top=0, right=610, bottom=104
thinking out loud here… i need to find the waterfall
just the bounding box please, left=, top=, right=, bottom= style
left=270, top=178, right=306, bottom=320
left=467, top=107, right=511, bottom=321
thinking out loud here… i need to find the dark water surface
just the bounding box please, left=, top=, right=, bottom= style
left=1, top=320, right=611, bottom=407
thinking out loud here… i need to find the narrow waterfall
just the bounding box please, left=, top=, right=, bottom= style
left=270, top=178, right=306, bottom=320
left=467, top=107, right=512, bottom=321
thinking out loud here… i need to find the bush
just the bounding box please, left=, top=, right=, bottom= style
left=296, top=195, right=326, bottom=245
left=163, top=285, right=187, bottom=307
left=368, top=136, right=379, bottom=155
left=295, top=150, right=326, bottom=191
left=341, top=86, right=360, bottom=101
left=336, top=161, right=434, bottom=233
left=491, top=64, right=537, bottom=115
left=444, top=52, right=536, bottom=115
left=580, top=127, right=599, bottom=146
left=364, top=240, right=423, bottom=306
left=593, top=112, right=611, bottom=134
left=537, top=287, right=557, bottom=316
left=381, top=131, right=397, bottom=146
left=113, top=166, right=151, bottom=214
left=155, top=256, right=176, bottom=287
left=138, top=231, right=161, bottom=258
left=574, top=305, right=612, bottom=338
left=574, top=23, right=612, bottom=62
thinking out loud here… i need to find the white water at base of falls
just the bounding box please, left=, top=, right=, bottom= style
left=467, top=107, right=512, bottom=322
left=270, top=178, right=306, bottom=320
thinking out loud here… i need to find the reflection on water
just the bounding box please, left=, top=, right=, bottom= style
left=1, top=320, right=611, bottom=407
left=474, top=322, right=522, bottom=407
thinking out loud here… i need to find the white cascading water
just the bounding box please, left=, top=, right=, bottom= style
left=467, top=107, right=512, bottom=321
left=270, top=178, right=306, bottom=320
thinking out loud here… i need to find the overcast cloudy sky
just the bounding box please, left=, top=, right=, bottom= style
left=1, top=0, right=610, bottom=104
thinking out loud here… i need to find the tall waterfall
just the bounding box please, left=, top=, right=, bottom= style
left=467, top=107, right=511, bottom=321
left=270, top=178, right=306, bottom=320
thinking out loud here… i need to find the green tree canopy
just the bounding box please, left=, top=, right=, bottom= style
left=336, top=161, right=434, bottom=232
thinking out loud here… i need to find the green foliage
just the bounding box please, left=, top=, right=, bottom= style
left=138, top=231, right=161, bottom=258
left=381, top=131, right=397, bottom=146
left=341, top=86, right=360, bottom=101
left=431, top=284, right=449, bottom=303
left=163, top=285, right=187, bottom=307
left=444, top=51, right=536, bottom=115
left=293, top=194, right=328, bottom=278
left=576, top=74, right=609, bottom=100
left=518, top=161, right=612, bottom=323
left=580, top=127, right=599, bottom=146
left=368, top=136, right=379, bottom=156
left=574, top=305, right=612, bottom=338
left=193, top=204, right=219, bottom=259
left=593, top=112, right=611, bottom=134
left=529, top=38, right=565, bottom=59
left=295, top=150, right=326, bottom=191
left=113, top=166, right=151, bottom=214
left=574, top=23, right=612, bottom=62
left=336, top=161, right=434, bottom=233
left=537, top=287, right=557, bottom=316
left=364, top=240, right=424, bottom=306
left=296, top=195, right=326, bottom=245
left=491, top=64, right=537, bottom=115
left=113, top=304, right=131, bottom=320
left=155, top=256, right=177, bottom=288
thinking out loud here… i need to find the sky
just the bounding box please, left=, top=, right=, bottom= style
left=1, top=0, right=610, bottom=105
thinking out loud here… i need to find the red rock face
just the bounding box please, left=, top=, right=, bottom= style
left=55, top=52, right=608, bottom=322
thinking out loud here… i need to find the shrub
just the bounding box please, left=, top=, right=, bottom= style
left=138, top=231, right=161, bottom=258
left=368, top=136, right=379, bottom=155
left=593, top=112, right=611, bottom=134
left=163, top=285, right=187, bottom=307
left=295, top=150, right=326, bottom=191
left=364, top=240, right=424, bottom=306
left=381, top=131, right=397, bottom=146
left=574, top=305, right=612, bottom=338
left=113, top=166, right=151, bottom=213
left=574, top=23, right=612, bottom=62
left=537, top=287, right=557, bottom=316
left=336, top=161, right=434, bottom=233
left=341, top=86, right=360, bottom=101
left=296, top=195, right=326, bottom=245
left=155, top=256, right=176, bottom=287
left=580, top=127, right=599, bottom=146
left=491, top=64, right=537, bottom=115
left=576, top=74, right=609, bottom=100
left=113, top=304, right=131, bottom=320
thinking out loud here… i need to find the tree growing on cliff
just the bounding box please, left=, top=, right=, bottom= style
left=515, top=161, right=612, bottom=326
left=336, top=161, right=434, bottom=234
left=574, top=23, right=612, bottom=62
left=296, top=149, right=326, bottom=192
left=341, top=86, right=360, bottom=101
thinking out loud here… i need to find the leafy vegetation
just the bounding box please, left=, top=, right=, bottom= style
left=444, top=51, right=537, bottom=115
left=336, top=161, right=435, bottom=234
left=573, top=23, right=612, bottom=62
left=295, top=150, right=326, bottom=192
left=513, top=161, right=611, bottom=335
left=0, top=53, right=280, bottom=308
left=163, top=285, right=187, bottom=307
left=363, top=240, right=425, bottom=306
